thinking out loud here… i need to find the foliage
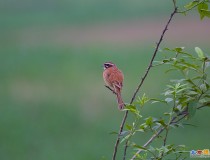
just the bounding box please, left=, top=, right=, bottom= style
left=112, top=0, right=210, bottom=159
left=182, top=0, right=210, bottom=19
left=125, top=47, right=210, bottom=159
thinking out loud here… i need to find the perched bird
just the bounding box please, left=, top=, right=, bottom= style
left=103, top=62, right=124, bottom=110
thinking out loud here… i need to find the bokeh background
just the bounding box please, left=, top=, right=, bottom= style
left=1, top=0, right=210, bottom=159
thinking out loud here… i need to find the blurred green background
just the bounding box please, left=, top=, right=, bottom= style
left=0, top=0, right=210, bottom=159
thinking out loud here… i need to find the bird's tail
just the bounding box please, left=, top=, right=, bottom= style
left=116, top=92, right=124, bottom=110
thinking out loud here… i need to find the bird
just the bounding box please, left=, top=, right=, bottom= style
left=103, top=62, right=124, bottom=110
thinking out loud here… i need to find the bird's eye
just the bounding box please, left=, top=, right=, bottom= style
left=106, top=64, right=111, bottom=68
left=104, top=63, right=113, bottom=68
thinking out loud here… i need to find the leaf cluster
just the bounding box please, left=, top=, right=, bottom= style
left=119, top=47, right=210, bottom=159
left=181, top=0, right=210, bottom=20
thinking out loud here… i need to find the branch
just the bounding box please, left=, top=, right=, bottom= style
left=197, top=103, right=210, bottom=110
left=159, top=128, right=169, bottom=158
left=131, top=127, right=165, bottom=160
left=112, top=111, right=128, bottom=160
left=123, top=139, right=129, bottom=160
left=126, top=7, right=178, bottom=160
left=131, top=110, right=188, bottom=159
left=130, top=9, right=177, bottom=105
left=122, top=6, right=178, bottom=160
left=112, top=6, right=178, bottom=160
left=105, top=85, right=117, bottom=95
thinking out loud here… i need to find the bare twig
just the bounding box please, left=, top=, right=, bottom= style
left=159, top=128, right=169, bottom=158
left=105, top=85, right=116, bottom=95
left=130, top=9, right=177, bottom=105
left=163, top=129, right=169, bottom=146
left=112, top=111, right=128, bottom=160
left=197, top=104, right=210, bottom=110
left=171, top=113, right=188, bottom=124
left=123, top=138, right=129, bottom=160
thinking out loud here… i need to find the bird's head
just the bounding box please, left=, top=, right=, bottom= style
left=103, top=62, right=115, bottom=70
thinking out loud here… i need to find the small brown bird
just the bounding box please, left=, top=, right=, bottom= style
left=103, top=62, right=124, bottom=110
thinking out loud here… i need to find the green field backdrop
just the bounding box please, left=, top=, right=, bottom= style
left=0, top=0, right=210, bottom=159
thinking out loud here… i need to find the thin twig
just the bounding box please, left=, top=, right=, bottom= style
left=105, top=85, right=116, bottom=95
left=130, top=127, right=165, bottom=160
left=123, top=139, right=129, bottom=160
left=163, top=129, right=169, bottom=146
left=130, top=8, right=177, bottom=105
left=112, top=111, right=128, bottom=160
left=171, top=113, right=188, bottom=124
left=159, top=128, right=169, bottom=158
left=197, top=104, right=210, bottom=110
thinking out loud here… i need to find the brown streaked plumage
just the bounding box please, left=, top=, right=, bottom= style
left=103, top=62, right=124, bottom=110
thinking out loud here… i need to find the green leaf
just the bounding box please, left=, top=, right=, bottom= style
left=136, top=129, right=144, bottom=132
left=204, top=102, right=210, bottom=107
left=176, top=145, right=186, bottom=149
left=192, top=76, right=202, bottom=80
left=157, top=119, right=167, bottom=128
left=195, top=47, right=205, bottom=59
left=164, top=112, right=172, bottom=116
left=145, top=117, right=153, bottom=126
left=133, top=144, right=148, bottom=150
left=137, top=93, right=150, bottom=107
left=165, top=68, right=177, bottom=73
left=200, top=9, right=210, bottom=18
left=184, top=1, right=199, bottom=9
left=200, top=83, right=207, bottom=92
left=175, top=47, right=184, bottom=53
left=182, top=123, right=197, bottom=127
left=163, top=59, right=171, bottom=63
left=197, top=3, right=208, bottom=20
left=124, top=105, right=141, bottom=117
left=150, top=98, right=167, bottom=104
left=199, top=98, right=210, bottom=106
left=119, top=131, right=129, bottom=136
left=185, top=78, right=197, bottom=86
left=203, top=94, right=210, bottom=98
left=125, top=104, right=136, bottom=110
left=139, top=123, right=147, bottom=130
left=164, top=47, right=172, bottom=51
left=187, top=90, right=202, bottom=95
left=148, top=146, right=156, bottom=152
left=176, top=104, right=183, bottom=112
left=165, top=98, right=173, bottom=103
left=152, top=124, right=161, bottom=130
left=126, top=124, right=132, bottom=131
left=159, top=146, right=169, bottom=154
left=120, top=134, right=131, bottom=143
